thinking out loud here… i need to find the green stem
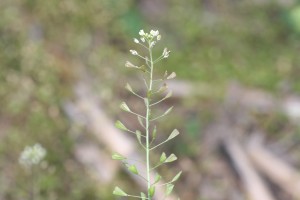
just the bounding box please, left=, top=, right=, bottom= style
left=146, top=41, right=154, bottom=200
left=30, top=166, right=36, bottom=200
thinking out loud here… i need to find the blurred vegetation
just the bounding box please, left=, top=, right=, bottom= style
left=0, top=0, right=300, bottom=199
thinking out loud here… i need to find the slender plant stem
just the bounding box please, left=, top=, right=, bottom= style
left=145, top=41, right=154, bottom=200
left=30, top=166, right=36, bottom=200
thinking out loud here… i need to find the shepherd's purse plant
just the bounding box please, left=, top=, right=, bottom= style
left=112, top=29, right=181, bottom=199
left=19, top=143, right=47, bottom=200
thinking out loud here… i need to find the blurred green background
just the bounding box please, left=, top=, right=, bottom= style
left=1, top=0, right=300, bottom=199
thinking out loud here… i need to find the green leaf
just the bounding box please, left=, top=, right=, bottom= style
left=113, top=186, right=128, bottom=196
left=115, top=120, right=128, bottom=131
left=128, top=164, right=138, bottom=175
left=136, top=130, right=143, bottom=147
left=152, top=126, right=157, bottom=140
left=137, top=116, right=144, bottom=127
left=167, top=72, right=176, bottom=79
left=120, top=102, right=131, bottom=112
left=171, top=171, right=182, bottom=182
left=148, top=108, right=152, bottom=119
left=154, top=173, right=162, bottom=184
left=167, top=129, right=179, bottom=140
left=141, top=192, right=146, bottom=200
left=160, top=152, right=167, bottom=163
left=112, top=152, right=126, bottom=160
left=149, top=186, right=155, bottom=197
left=165, top=154, right=177, bottom=163
left=165, top=184, right=174, bottom=196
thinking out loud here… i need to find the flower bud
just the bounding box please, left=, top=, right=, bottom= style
left=150, top=30, right=159, bottom=37
left=139, top=29, right=145, bottom=36
left=130, top=50, right=138, bottom=55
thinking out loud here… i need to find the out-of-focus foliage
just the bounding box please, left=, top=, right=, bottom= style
left=157, top=1, right=300, bottom=92
left=1, top=0, right=300, bottom=199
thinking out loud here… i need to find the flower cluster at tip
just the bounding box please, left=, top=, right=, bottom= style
left=129, top=29, right=171, bottom=68
left=135, top=29, right=161, bottom=44
left=19, top=143, right=47, bottom=167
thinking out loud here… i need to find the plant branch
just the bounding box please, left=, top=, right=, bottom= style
left=150, top=139, right=171, bottom=151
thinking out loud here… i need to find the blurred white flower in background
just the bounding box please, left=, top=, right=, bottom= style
left=19, top=143, right=47, bottom=167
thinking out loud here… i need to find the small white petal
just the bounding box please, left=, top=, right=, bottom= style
left=139, top=30, right=145, bottom=36
left=134, top=38, right=139, bottom=43
left=150, top=30, right=159, bottom=37
left=150, top=41, right=156, bottom=48
left=130, top=50, right=138, bottom=55
left=162, top=48, right=170, bottom=58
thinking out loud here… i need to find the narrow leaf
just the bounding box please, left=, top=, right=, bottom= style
left=148, top=109, right=152, bottom=119
left=160, top=152, right=167, bottom=163
left=136, top=130, right=143, bottom=147
left=167, top=72, right=176, bottom=79
left=165, top=184, right=174, bottom=196
left=152, top=126, right=157, bottom=140
left=165, top=154, right=177, bottom=163
left=120, top=102, right=131, bottom=112
left=137, top=116, right=144, bottom=127
left=154, top=173, right=162, bottom=184
left=141, top=192, right=146, bottom=200
left=171, top=171, right=182, bottom=182
left=128, top=164, right=139, bottom=175
left=167, top=129, right=179, bottom=140
left=112, top=152, right=126, bottom=160
left=113, top=187, right=128, bottom=196
left=115, top=120, right=128, bottom=131
left=149, top=186, right=155, bottom=197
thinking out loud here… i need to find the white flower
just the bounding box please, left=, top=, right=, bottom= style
left=157, top=35, right=161, bottom=40
left=140, top=37, right=145, bottom=42
left=19, top=143, right=47, bottom=167
left=150, top=30, right=159, bottom=37
left=150, top=41, right=156, bottom=48
left=134, top=38, right=139, bottom=43
left=130, top=50, right=138, bottom=55
left=139, top=30, right=145, bottom=36
left=162, top=48, right=170, bottom=58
